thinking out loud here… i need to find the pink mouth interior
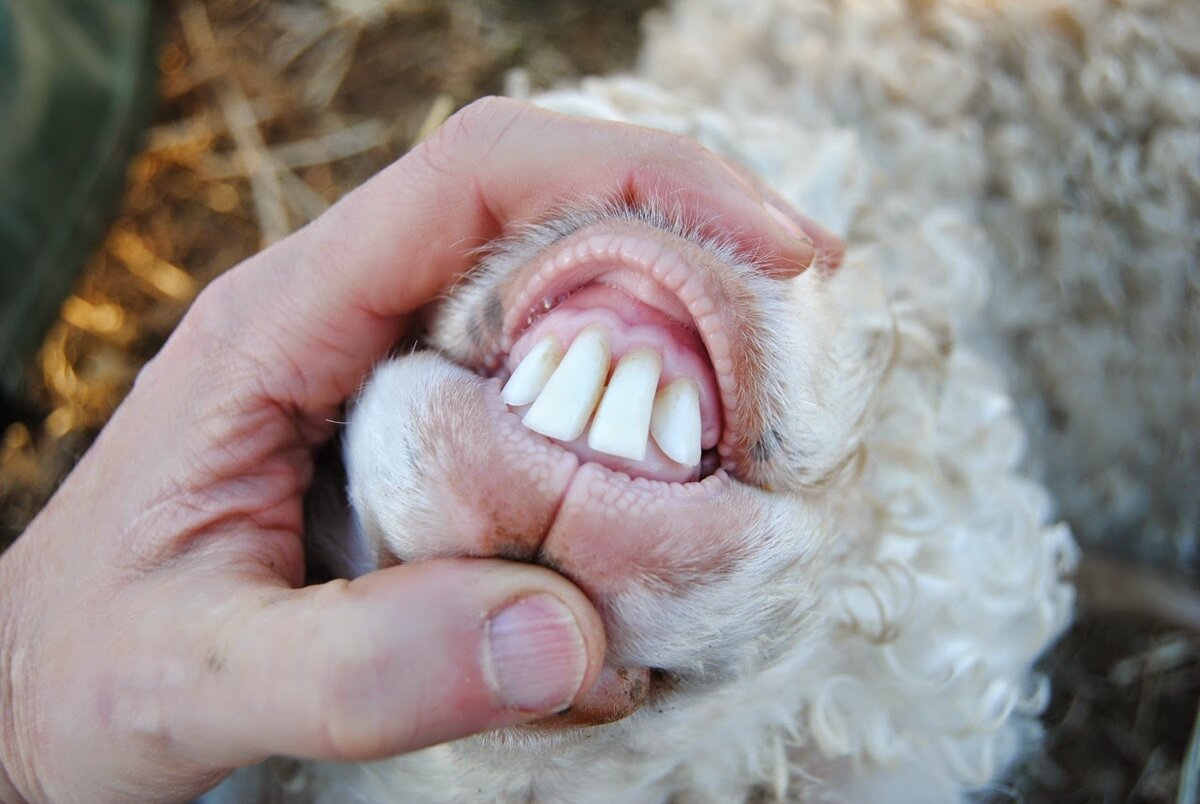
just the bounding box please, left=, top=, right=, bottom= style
left=503, top=275, right=722, bottom=483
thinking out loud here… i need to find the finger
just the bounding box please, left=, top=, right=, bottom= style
left=318, top=96, right=818, bottom=301
left=721, top=155, right=845, bottom=271
left=173, top=559, right=605, bottom=767
left=208, top=96, right=817, bottom=417
left=763, top=198, right=840, bottom=271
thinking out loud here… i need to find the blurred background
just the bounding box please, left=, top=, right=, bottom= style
left=0, top=1, right=1196, bottom=802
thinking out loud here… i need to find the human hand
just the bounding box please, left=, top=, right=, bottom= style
left=0, top=97, right=826, bottom=802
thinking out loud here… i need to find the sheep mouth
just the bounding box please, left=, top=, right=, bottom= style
left=484, top=222, right=742, bottom=484
left=393, top=214, right=790, bottom=727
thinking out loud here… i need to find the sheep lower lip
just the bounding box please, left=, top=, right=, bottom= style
left=500, top=283, right=722, bottom=482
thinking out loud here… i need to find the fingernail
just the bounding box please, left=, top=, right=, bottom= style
left=486, top=594, right=588, bottom=713
left=764, top=201, right=814, bottom=244
left=763, top=201, right=816, bottom=271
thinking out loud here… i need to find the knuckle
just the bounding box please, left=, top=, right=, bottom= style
left=306, top=593, right=400, bottom=761
left=682, top=138, right=749, bottom=190
left=660, top=130, right=714, bottom=165
left=133, top=278, right=229, bottom=391
left=451, top=95, right=514, bottom=132
left=631, top=131, right=728, bottom=196
left=171, top=270, right=245, bottom=352
left=315, top=690, right=382, bottom=761
left=416, top=95, right=527, bottom=175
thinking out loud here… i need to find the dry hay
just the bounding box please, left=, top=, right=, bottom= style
left=0, top=2, right=1196, bottom=802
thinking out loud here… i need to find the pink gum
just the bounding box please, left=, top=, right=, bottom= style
left=499, top=229, right=736, bottom=441
left=498, top=229, right=739, bottom=452
left=505, top=287, right=721, bottom=449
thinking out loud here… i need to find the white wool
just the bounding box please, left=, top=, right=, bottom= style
left=634, top=0, right=1200, bottom=569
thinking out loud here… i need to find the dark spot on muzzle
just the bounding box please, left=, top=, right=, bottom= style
left=493, top=534, right=540, bottom=563
left=466, top=291, right=505, bottom=355
left=483, top=291, right=504, bottom=336
left=750, top=426, right=784, bottom=463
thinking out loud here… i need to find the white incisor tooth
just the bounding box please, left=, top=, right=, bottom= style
left=587, top=348, right=662, bottom=461
left=501, top=336, right=564, bottom=406
left=522, top=326, right=610, bottom=441
left=650, top=378, right=702, bottom=467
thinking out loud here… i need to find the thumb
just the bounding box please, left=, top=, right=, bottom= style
left=176, top=559, right=605, bottom=768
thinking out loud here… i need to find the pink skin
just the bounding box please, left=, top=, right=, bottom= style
left=0, top=97, right=832, bottom=803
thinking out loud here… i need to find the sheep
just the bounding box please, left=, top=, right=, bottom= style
left=206, top=0, right=1196, bottom=800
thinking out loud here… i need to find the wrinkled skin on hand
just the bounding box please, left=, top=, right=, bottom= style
left=0, top=98, right=824, bottom=803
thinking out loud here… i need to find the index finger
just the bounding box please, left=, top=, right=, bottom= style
left=206, top=96, right=818, bottom=418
